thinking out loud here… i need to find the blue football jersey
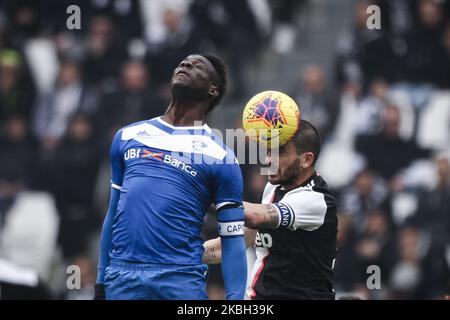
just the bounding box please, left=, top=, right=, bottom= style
left=108, top=117, right=243, bottom=265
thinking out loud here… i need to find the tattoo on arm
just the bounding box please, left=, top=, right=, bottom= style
left=259, top=204, right=280, bottom=228
left=203, top=244, right=220, bottom=264
left=247, top=204, right=280, bottom=229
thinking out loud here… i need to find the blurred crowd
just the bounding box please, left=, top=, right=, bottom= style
left=0, top=0, right=449, bottom=300
left=239, top=0, right=450, bottom=300
left=329, top=0, right=450, bottom=300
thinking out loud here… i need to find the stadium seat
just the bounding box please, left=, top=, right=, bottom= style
left=0, top=192, right=59, bottom=282
left=417, top=91, right=450, bottom=150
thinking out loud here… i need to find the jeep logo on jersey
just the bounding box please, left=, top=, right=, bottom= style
left=124, top=148, right=197, bottom=177
left=255, top=232, right=273, bottom=248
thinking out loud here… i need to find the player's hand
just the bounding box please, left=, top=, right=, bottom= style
left=94, top=283, right=105, bottom=300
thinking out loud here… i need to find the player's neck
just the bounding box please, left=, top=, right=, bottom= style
left=162, top=101, right=208, bottom=126
left=282, top=168, right=315, bottom=190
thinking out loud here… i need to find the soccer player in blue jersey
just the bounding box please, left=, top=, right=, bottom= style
left=94, top=54, right=247, bottom=300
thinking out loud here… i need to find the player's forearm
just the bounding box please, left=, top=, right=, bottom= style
left=243, top=201, right=280, bottom=229
left=96, top=187, right=120, bottom=284
left=202, top=227, right=257, bottom=264
left=202, top=238, right=222, bottom=264
left=97, top=215, right=113, bottom=284
left=221, top=235, right=247, bottom=300
left=216, top=206, right=247, bottom=299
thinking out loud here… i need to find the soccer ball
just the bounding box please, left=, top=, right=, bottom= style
left=242, top=90, right=300, bottom=148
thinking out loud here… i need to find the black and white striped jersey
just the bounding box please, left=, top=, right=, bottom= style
left=246, top=172, right=338, bottom=300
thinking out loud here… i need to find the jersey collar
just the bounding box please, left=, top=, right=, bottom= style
left=279, top=171, right=318, bottom=191
left=156, top=117, right=211, bottom=133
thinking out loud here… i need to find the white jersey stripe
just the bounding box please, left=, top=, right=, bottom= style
left=111, top=183, right=122, bottom=190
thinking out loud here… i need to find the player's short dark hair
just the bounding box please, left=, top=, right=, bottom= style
left=200, top=54, right=227, bottom=113
left=293, top=119, right=321, bottom=164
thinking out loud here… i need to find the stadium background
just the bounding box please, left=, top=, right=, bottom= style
left=0, top=0, right=449, bottom=300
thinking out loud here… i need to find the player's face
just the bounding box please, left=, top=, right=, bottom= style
left=265, top=142, right=301, bottom=185
left=171, top=55, right=217, bottom=98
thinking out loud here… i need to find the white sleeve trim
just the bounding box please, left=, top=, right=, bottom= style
left=111, top=183, right=122, bottom=190
left=215, top=201, right=236, bottom=210
left=281, top=188, right=327, bottom=231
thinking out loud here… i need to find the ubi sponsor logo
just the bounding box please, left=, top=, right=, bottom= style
left=124, top=148, right=197, bottom=177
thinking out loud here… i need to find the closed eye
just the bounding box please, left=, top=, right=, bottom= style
left=194, top=64, right=206, bottom=71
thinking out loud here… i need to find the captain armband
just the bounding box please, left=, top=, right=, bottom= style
left=217, top=220, right=245, bottom=237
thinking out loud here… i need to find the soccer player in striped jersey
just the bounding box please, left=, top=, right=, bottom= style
left=203, top=120, right=338, bottom=300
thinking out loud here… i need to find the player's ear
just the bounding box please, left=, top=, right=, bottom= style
left=209, top=84, right=219, bottom=99
left=301, top=152, right=315, bottom=168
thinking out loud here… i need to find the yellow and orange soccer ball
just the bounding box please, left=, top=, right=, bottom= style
left=242, top=90, right=300, bottom=148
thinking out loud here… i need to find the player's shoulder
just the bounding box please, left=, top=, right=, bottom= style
left=116, top=118, right=165, bottom=141
left=288, top=173, right=330, bottom=191
left=311, top=174, right=333, bottom=194
left=205, top=126, right=240, bottom=165
left=289, top=173, right=337, bottom=208
left=207, top=127, right=231, bottom=152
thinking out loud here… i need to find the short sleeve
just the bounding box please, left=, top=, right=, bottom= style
left=211, top=159, right=243, bottom=210
left=279, top=187, right=327, bottom=231
left=110, top=129, right=124, bottom=188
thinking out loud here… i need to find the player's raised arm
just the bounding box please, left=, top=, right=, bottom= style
left=212, top=157, right=247, bottom=300
left=244, top=186, right=329, bottom=231
left=244, top=201, right=282, bottom=229
left=95, top=130, right=124, bottom=300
